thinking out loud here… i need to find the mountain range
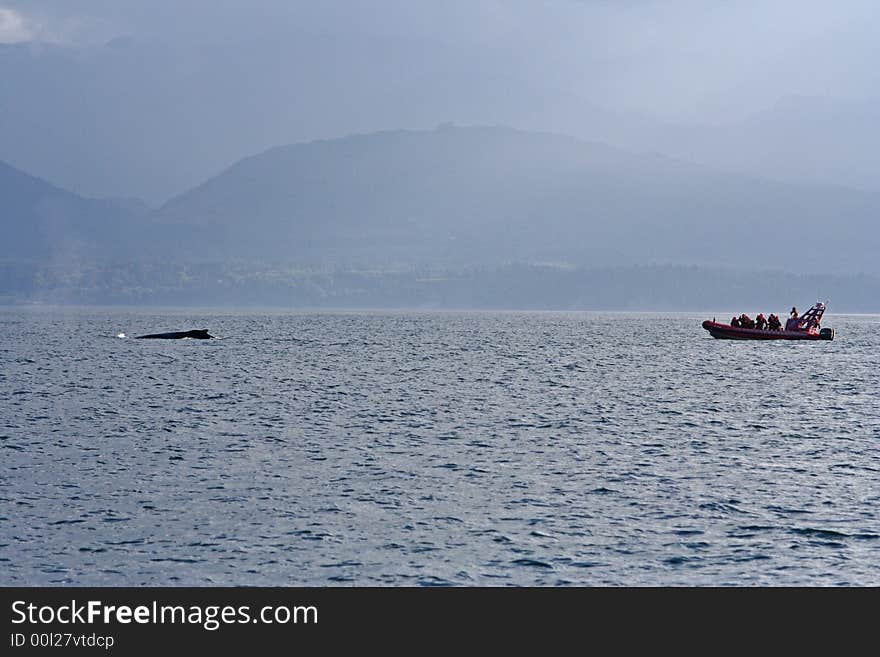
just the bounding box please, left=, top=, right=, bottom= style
left=3, top=125, right=878, bottom=278
left=2, top=40, right=879, bottom=203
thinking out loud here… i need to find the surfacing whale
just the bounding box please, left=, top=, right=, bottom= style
left=135, top=329, right=214, bottom=340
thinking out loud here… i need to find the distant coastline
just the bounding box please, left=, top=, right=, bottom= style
left=2, top=262, right=878, bottom=313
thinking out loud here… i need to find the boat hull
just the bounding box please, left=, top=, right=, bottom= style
left=701, top=320, right=827, bottom=341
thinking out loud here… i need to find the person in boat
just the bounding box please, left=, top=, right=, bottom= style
left=755, top=313, right=767, bottom=330
left=739, top=313, right=754, bottom=329
left=730, top=316, right=740, bottom=327
left=767, top=313, right=781, bottom=331
left=790, top=306, right=798, bottom=319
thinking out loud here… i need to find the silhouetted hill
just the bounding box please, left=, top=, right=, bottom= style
left=0, top=160, right=145, bottom=262
left=154, top=125, right=880, bottom=274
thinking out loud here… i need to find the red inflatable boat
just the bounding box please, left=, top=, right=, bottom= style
left=702, top=302, right=835, bottom=341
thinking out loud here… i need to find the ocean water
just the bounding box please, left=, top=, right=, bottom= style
left=1, top=307, right=878, bottom=586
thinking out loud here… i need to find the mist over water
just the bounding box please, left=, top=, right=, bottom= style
left=2, top=308, right=878, bottom=585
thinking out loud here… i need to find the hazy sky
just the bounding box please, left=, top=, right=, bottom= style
left=4, top=0, right=878, bottom=121
left=1, top=1, right=878, bottom=201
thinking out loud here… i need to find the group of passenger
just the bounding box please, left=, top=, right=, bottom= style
left=730, top=310, right=785, bottom=331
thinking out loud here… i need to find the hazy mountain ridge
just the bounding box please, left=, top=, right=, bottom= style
left=3, top=125, right=880, bottom=308
left=3, top=37, right=879, bottom=202
left=0, top=159, right=146, bottom=262
left=153, top=125, right=880, bottom=273
left=657, top=95, right=880, bottom=194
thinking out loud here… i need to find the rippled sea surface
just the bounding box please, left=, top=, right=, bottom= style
left=2, top=307, right=878, bottom=586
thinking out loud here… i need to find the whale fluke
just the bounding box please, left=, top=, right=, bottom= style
left=135, top=329, right=214, bottom=339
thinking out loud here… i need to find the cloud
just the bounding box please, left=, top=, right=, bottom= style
left=0, top=4, right=111, bottom=44
left=0, top=7, right=33, bottom=42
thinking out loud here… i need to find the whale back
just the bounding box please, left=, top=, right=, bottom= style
left=135, top=329, right=214, bottom=339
